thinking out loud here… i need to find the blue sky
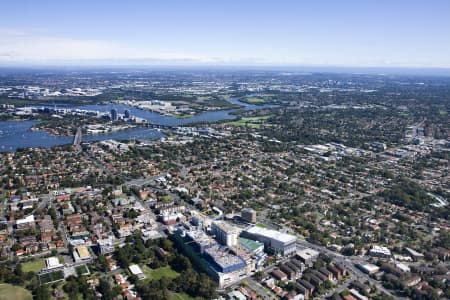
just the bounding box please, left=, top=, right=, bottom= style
left=1, top=0, right=449, bottom=67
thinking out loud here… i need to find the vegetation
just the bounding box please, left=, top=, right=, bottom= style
left=380, top=179, right=434, bottom=211
left=142, top=265, right=179, bottom=281
left=0, top=284, right=32, bottom=300
left=21, top=259, right=45, bottom=273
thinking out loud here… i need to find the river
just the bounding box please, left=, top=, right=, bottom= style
left=0, top=98, right=275, bottom=152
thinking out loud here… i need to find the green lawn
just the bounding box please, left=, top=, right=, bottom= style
left=169, top=113, right=193, bottom=119
left=0, top=284, right=32, bottom=300
left=241, top=96, right=273, bottom=104
left=227, top=115, right=272, bottom=128
left=142, top=265, right=179, bottom=281
left=170, top=292, right=201, bottom=300
left=22, top=259, right=45, bottom=273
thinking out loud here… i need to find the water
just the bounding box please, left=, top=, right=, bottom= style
left=0, top=98, right=275, bottom=152
left=0, top=121, right=165, bottom=152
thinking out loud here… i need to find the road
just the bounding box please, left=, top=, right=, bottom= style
left=82, top=151, right=113, bottom=177
left=247, top=277, right=276, bottom=300
left=296, top=239, right=400, bottom=298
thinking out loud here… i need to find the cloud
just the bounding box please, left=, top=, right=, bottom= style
left=0, top=28, right=222, bottom=65
left=1, top=28, right=448, bottom=68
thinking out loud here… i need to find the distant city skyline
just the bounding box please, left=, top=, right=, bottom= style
left=1, top=0, right=450, bottom=68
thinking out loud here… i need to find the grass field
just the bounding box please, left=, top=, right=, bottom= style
left=39, top=270, right=64, bottom=284
left=169, top=113, right=193, bottom=119
left=227, top=115, right=272, bottom=128
left=22, top=259, right=45, bottom=273
left=142, top=265, right=180, bottom=281
left=170, top=292, right=200, bottom=300
left=0, top=284, right=32, bottom=300
left=242, top=96, right=268, bottom=104
left=255, top=222, right=269, bottom=228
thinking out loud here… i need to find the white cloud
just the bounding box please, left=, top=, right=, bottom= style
left=0, top=28, right=448, bottom=68
left=0, top=28, right=221, bottom=65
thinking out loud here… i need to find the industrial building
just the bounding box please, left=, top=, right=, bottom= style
left=211, top=221, right=240, bottom=247
left=241, top=226, right=297, bottom=256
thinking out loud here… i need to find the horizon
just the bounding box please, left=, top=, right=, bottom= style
left=1, top=0, right=450, bottom=69
left=2, top=64, right=450, bottom=77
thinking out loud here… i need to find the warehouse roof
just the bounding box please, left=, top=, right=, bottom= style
left=245, top=226, right=296, bottom=244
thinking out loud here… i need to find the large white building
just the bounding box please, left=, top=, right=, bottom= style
left=242, top=226, right=297, bottom=256
left=369, top=245, right=391, bottom=258
left=44, top=257, right=63, bottom=270
left=97, top=236, right=115, bottom=254
left=16, top=215, right=35, bottom=229
left=211, top=221, right=240, bottom=248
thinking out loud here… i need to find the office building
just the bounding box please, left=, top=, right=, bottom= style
left=110, top=108, right=118, bottom=121
left=98, top=236, right=115, bottom=254
left=241, top=208, right=256, bottom=223
left=211, top=221, right=239, bottom=247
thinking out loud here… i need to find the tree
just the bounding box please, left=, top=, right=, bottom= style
left=170, top=254, right=191, bottom=273
left=63, top=276, right=79, bottom=299
left=96, top=254, right=109, bottom=272
left=34, top=284, right=51, bottom=300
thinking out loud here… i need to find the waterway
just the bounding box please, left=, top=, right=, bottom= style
left=0, top=98, right=275, bottom=152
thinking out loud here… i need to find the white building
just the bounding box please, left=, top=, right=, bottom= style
left=211, top=221, right=240, bottom=247
left=296, top=248, right=319, bottom=267
left=369, top=245, right=391, bottom=258
left=357, top=263, right=380, bottom=274
left=97, top=236, right=115, bottom=254
left=44, top=257, right=63, bottom=270
left=129, top=264, right=145, bottom=280
left=242, top=226, right=297, bottom=256
left=16, top=215, right=35, bottom=229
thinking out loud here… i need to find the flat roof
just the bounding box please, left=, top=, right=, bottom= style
left=212, top=221, right=240, bottom=234
left=239, top=237, right=263, bottom=252
left=204, top=244, right=246, bottom=269
left=129, top=264, right=143, bottom=275
left=405, top=247, right=424, bottom=257
left=358, top=263, right=379, bottom=272
left=76, top=245, right=90, bottom=259
left=296, top=248, right=319, bottom=260
left=45, top=257, right=62, bottom=269
left=246, top=226, right=296, bottom=244
left=16, top=215, right=35, bottom=225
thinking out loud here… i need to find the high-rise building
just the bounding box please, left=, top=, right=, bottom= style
left=97, top=236, right=115, bottom=254
left=241, top=208, right=256, bottom=223
left=211, top=221, right=239, bottom=247
left=110, top=108, right=118, bottom=121
left=73, top=127, right=82, bottom=147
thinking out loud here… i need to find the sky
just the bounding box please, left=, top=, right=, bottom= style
left=1, top=0, right=450, bottom=68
